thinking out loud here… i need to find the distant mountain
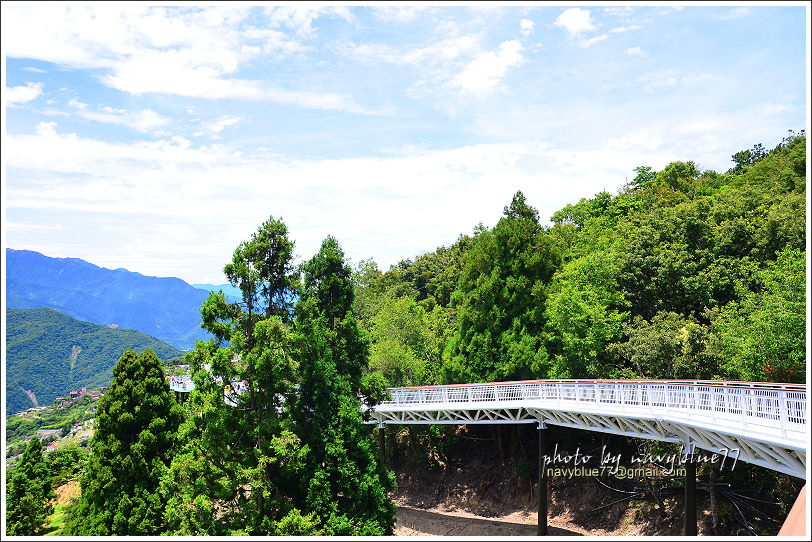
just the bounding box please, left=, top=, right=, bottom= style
left=6, top=249, right=211, bottom=349
left=6, top=308, right=183, bottom=414
left=192, top=283, right=243, bottom=303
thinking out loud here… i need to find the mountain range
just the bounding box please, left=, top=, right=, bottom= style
left=6, top=308, right=183, bottom=414
left=191, top=283, right=243, bottom=303
left=6, top=249, right=212, bottom=350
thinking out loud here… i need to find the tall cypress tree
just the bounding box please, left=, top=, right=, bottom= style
left=67, top=349, right=183, bottom=535
left=5, top=437, right=54, bottom=536
left=445, top=191, right=561, bottom=383
left=162, top=216, right=312, bottom=535
left=293, top=236, right=395, bottom=535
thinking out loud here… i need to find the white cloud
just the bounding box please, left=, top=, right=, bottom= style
left=452, top=40, right=525, bottom=96
left=2, top=5, right=368, bottom=113
left=77, top=107, right=171, bottom=133
left=611, top=25, right=641, bottom=34
left=5, top=123, right=558, bottom=280
left=681, top=72, right=715, bottom=85
left=713, top=8, right=751, bottom=20
left=265, top=5, right=353, bottom=39
left=520, top=18, right=535, bottom=36
left=637, top=70, right=716, bottom=91
left=195, top=115, right=245, bottom=138
left=638, top=69, right=679, bottom=91
left=343, top=35, right=525, bottom=102
left=372, top=6, right=429, bottom=23
left=581, top=34, right=608, bottom=48
left=759, top=102, right=793, bottom=116
left=555, top=8, right=595, bottom=36
left=626, top=46, right=647, bottom=58
left=603, top=7, right=634, bottom=18
left=344, top=35, right=480, bottom=67
left=68, top=98, right=87, bottom=109
left=23, top=66, right=46, bottom=73
left=6, top=82, right=43, bottom=105
left=6, top=97, right=800, bottom=283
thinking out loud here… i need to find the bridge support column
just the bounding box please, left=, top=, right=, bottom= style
left=538, top=423, right=548, bottom=536
left=378, top=423, right=385, bottom=462
left=684, top=446, right=697, bottom=536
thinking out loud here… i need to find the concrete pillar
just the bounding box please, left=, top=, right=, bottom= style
left=538, top=423, right=548, bottom=536
left=684, top=448, right=697, bottom=536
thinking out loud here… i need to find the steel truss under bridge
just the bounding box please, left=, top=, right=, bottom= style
left=363, top=379, right=808, bottom=479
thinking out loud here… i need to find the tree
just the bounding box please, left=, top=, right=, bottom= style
left=293, top=237, right=396, bottom=535
left=66, top=349, right=182, bottom=535
left=5, top=437, right=54, bottom=536
left=224, top=216, right=298, bottom=322
left=298, top=236, right=367, bottom=393
left=730, top=143, right=768, bottom=174
left=45, top=441, right=89, bottom=487
left=630, top=165, right=656, bottom=188
left=608, top=312, right=718, bottom=380
left=444, top=191, right=560, bottom=383
left=712, top=248, right=805, bottom=383
left=544, top=252, right=629, bottom=378
left=162, top=216, right=309, bottom=535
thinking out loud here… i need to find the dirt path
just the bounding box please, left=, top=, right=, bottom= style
left=394, top=502, right=588, bottom=536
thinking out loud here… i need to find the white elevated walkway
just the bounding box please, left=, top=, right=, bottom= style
left=364, top=379, right=808, bottom=479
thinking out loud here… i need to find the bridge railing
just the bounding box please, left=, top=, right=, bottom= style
left=381, top=380, right=807, bottom=437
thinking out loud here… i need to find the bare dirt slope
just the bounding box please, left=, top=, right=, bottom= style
left=388, top=427, right=693, bottom=537
left=394, top=502, right=587, bottom=536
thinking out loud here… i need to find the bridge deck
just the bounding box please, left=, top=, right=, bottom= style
left=364, top=379, right=808, bottom=479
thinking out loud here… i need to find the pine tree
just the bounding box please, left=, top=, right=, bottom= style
left=66, top=349, right=183, bottom=535
left=293, top=236, right=396, bottom=535
left=5, top=437, right=54, bottom=536
left=445, top=191, right=560, bottom=383
left=162, top=216, right=313, bottom=535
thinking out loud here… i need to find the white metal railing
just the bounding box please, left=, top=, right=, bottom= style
left=380, top=379, right=807, bottom=437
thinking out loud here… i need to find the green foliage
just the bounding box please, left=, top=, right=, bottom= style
left=608, top=312, right=719, bottom=379
left=5, top=437, right=55, bottom=535
left=712, top=248, right=805, bottom=382
left=730, top=143, right=768, bottom=174
left=358, top=134, right=805, bottom=388
left=224, top=215, right=298, bottom=322
left=66, top=349, right=183, bottom=535
left=45, top=441, right=89, bottom=487
left=299, top=236, right=368, bottom=393
left=544, top=252, right=629, bottom=378
left=294, top=237, right=396, bottom=535
left=162, top=217, right=308, bottom=535
left=6, top=307, right=181, bottom=414
left=368, top=296, right=451, bottom=386
left=445, top=191, right=560, bottom=383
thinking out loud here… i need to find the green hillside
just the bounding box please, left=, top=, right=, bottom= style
left=6, top=308, right=182, bottom=414
left=355, top=132, right=806, bottom=387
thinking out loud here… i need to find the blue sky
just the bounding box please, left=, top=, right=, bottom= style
left=2, top=3, right=808, bottom=284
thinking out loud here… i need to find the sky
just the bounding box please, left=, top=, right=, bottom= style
left=2, top=2, right=808, bottom=285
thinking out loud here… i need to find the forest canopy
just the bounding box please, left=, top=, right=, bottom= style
left=354, top=132, right=806, bottom=387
